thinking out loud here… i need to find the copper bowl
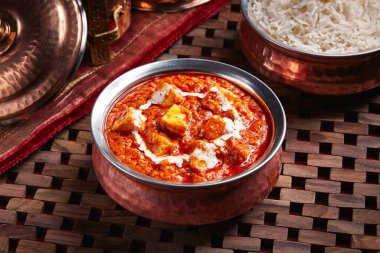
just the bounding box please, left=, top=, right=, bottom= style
left=240, top=0, right=380, bottom=95
left=91, top=59, right=286, bottom=224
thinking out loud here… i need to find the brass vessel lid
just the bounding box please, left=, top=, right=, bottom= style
left=0, top=0, right=87, bottom=124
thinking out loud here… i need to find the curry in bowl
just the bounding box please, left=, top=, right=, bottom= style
left=92, top=59, right=285, bottom=224
left=105, top=73, right=272, bottom=183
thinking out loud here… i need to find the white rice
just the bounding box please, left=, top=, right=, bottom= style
left=248, top=0, right=380, bottom=54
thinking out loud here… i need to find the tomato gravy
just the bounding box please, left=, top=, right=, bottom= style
left=105, top=73, right=272, bottom=183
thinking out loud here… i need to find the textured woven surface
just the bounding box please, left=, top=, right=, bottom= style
left=1, top=1, right=380, bottom=252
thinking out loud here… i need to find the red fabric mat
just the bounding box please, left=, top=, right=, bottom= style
left=0, top=0, right=228, bottom=174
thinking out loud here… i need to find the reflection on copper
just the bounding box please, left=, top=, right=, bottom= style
left=139, top=2, right=153, bottom=9
left=56, top=4, right=68, bottom=45
left=288, top=61, right=300, bottom=74
left=132, top=0, right=211, bottom=12
left=286, top=61, right=302, bottom=80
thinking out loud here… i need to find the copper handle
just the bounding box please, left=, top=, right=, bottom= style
left=0, top=17, right=16, bottom=55
left=0, top=19, right=10, bottom=41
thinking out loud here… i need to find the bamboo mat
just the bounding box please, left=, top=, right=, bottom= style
left=1, top=1, right=380, bottom=252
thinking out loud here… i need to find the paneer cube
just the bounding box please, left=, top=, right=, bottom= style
left=149, top=83, right=184, bottom=107
left=201, top=86, right=237, bottom=113
left=219, top=86, right=237, bottom=101
left=226, top=137, right=251, bottom=165
left=162, top=88, right=185, bottom=107
left=160, top=105, right=190, bottom=136
left=113, top=108, right=146, bottom=134
left=146, top=132, right=178, bottom=156
left=202, top=115, right=226, bottom=140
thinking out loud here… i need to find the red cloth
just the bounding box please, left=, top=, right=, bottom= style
left=0, top=0, right=228, bottom=174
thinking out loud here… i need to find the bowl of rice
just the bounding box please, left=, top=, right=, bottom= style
left=240, top=0, right=380, bottom=95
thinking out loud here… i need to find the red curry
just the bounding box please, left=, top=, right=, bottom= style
left=105, top=73, right=272, bottom=183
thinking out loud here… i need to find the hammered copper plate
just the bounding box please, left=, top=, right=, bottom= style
left=0, top=0, right=86, bottom=123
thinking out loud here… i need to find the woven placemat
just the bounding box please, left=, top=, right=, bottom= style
left=1, top=1, right=379, bottom=252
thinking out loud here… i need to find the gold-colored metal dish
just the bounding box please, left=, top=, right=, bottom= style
left=0, top=0, right=87, bottom=124
left=85, top=0, right=132, bottom=65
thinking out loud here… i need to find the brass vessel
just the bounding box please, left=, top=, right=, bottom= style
left=85, top=0, right=132, bottom=65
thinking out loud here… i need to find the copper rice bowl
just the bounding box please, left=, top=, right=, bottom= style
left=91, top=59, right=286, bottom=224
left=240, top=0, right=380, bottom=95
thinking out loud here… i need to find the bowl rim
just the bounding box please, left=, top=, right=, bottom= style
left=240, top=0, right=380, bottom=58
left=91, top=58, right=286, bottom=189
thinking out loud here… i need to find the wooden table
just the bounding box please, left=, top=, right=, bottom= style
left=1, top=1, right=379, bottom=252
